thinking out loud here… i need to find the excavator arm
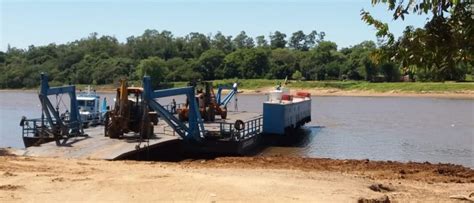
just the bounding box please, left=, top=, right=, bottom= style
left=217, top=82, right=238, bottom=107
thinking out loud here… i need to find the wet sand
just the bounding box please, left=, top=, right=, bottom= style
left=1, top=150, right=473, bottom=202
left=240, top=88, right=474, bottom=99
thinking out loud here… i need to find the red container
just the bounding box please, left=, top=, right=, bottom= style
left=296, top=91, right=311, bottom=97
left=281, top=94, right=292, bottom=101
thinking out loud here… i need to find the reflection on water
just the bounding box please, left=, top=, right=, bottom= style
left=0, top=91, right=473, bottom=167
left=261, top=126, right=320, bottom=148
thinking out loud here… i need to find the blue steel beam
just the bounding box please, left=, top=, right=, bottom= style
left=39, top=73, right=83, bottom=135
left=151, top=87, right=195, bottom=98
left=148, top=100, right=189, bottom=138
left=216, top=87, right=223, bottom=104
left=143, top=76, right=205, bottom=142
left=221, top=91, right=236, bottom=106
left=46, top=86, right=76, bottom=95
left=186, top=90, right=205, bottom=139
left=217, top=83, right=238, bottom=107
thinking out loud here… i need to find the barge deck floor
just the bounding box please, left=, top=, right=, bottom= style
left=18, top=127, right=178, bottom=160
left=15, top=111, right=262, bottom=160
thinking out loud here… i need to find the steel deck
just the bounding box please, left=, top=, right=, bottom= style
left=16, top=111, right=262, bottom=160
left=17, top=127, right=178, bottom=160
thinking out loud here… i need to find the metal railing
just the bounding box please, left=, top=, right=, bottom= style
left=21, top=118, right=50, bottom=138
left=21, top=117, right=81, bottom=138
left=219, top=116, right=263, bottom=141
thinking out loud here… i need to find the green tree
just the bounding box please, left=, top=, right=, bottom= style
left=288, top=30, right=323, bottom=51
left=270, top=31, right=287, bottom=49
left=70, top=54, right=98, bottom=84
left=211, top=32, right=234, bottom=53
left=223, top=48, right=269, bottom=78
left=126, top=30, right=177, bottom=60
left=240, top=48, right=270, bottom=78
left=341, top=41, right=378, bottom=80
left=255, top=35, right=268, bottom=47
left=289, top=31, right=306, bottom=50
left=165, top=57, right=186, bottom=81
left=197, top=49, right=225, bottom=80
left=269, top=48, right=296, bottom=79
left=222, top=52, right=242, bottom=78
left=92, top=57, right=135, bottom=84
left=233, top=31, right=255, bottom=49
left=303, top=41, right=349, bottom=80
left=0, top=51, right=5, bottom=63
left=136, top=56, right=169, bottom=86
left=292, top=70, right=303, bottom=80
left=183, top=32, right=211, bottom=58
left=361, top=0, right=472, bottom=81
left=304, top=30, right=325, bottom=50
left=170, top=59, right=202, bottom=81
left=380, top=62, right=400, bottom=82
left=369, top=0, right=466, bottom=20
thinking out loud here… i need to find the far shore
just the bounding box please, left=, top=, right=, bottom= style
left=2, top=87, right=473, bottom=99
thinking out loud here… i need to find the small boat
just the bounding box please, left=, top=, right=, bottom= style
left=77, top=86, right=107, bottom=127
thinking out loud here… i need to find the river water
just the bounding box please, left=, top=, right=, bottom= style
left=0, top=91, right=473, bottom=167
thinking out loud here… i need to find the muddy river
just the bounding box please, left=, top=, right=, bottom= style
left=0, top=91, right=473, bottom=167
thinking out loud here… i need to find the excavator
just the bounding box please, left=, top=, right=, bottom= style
left=103, top=79, right=157, bottom=139
left=178, top=81, right=238, bottom=122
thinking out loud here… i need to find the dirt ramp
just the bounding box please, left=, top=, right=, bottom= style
left=181, top=156, right=474, bottom=183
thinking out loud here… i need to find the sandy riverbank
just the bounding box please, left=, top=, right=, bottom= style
left=1, top=88, right=474, bottom=99
left=1, top=150, right=473, bottom=202
left=241, top=88, right=474, bottom=99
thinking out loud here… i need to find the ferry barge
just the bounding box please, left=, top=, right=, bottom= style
left=19, top=74, right=312, bottom=159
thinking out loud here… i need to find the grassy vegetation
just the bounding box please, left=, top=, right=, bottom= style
left=169, top=79, right=474, bottom=93
left=285, top=80, right=474, bottom=92
left=465, top=74, right=474, bottom=82
left=48, top=79, right=474, bottom=94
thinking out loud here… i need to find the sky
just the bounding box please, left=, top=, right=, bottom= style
left=0, top=0, right=431, bottom=51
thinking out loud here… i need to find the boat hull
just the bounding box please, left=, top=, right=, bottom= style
left=263, top=99, right=311, bottom=135
left=23, top=137, right=56, bottom=148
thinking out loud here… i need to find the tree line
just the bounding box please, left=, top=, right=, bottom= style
left=0, top=28, right=471, bottom=89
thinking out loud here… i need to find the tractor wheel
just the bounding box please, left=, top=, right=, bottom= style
left=220, top=108, right=227, bottom=120
left=138, top=120, right=154, bottom=139
left=104, top=112, right=110, bottom=137
left=178, top=109, right=188, bottom=121
left=210, top=108, right=216, bottom=121
left=107, top=118, right=121, bottom=139
left=147, top=122, right=154, bottom=138
left=139, top=104, right=154, bottom=139
left=206, top=107, right=215, bottom=122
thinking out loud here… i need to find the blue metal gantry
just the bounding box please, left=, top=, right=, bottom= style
left=20, top=73, right=86, bottom=147
left=142, top=76, right=205, bottom=143
left=35, top=73, right=84, bottom=143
